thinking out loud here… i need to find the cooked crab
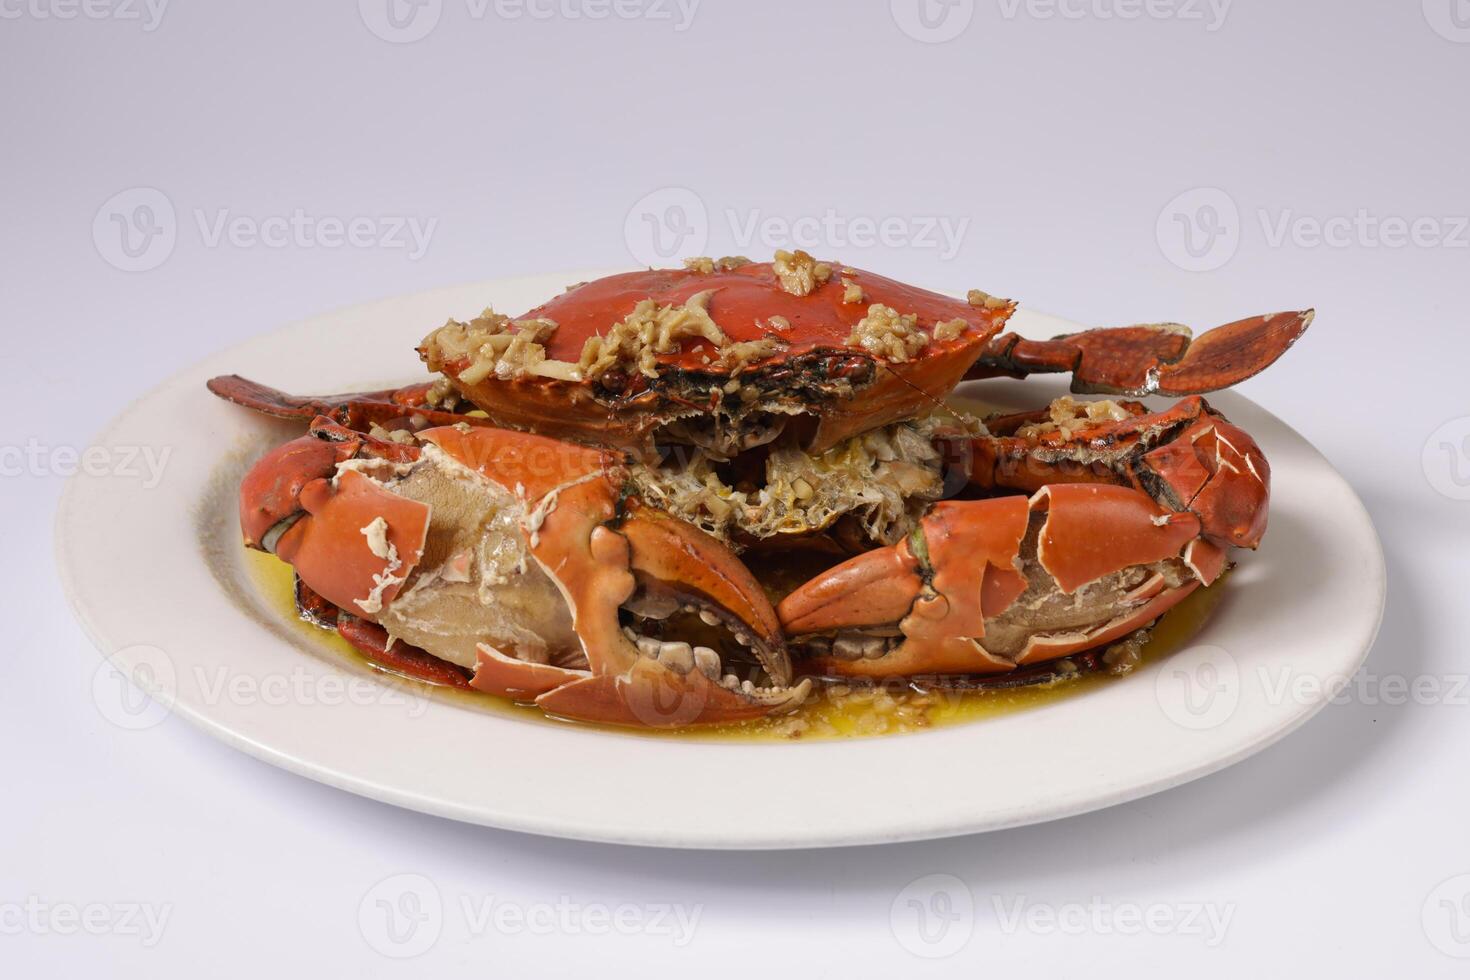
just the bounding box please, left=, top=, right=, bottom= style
left=209, top=251, right=1311, bottom=727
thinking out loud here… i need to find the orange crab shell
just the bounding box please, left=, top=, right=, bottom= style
left=966, top=395, right=1271, bottom=550
left=777, top=484, right=1223, bottom=680
left=420, top=262, right=1014, bottom=455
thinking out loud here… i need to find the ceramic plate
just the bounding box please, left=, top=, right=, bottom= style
left=56, top=272, right=1385, bottom=849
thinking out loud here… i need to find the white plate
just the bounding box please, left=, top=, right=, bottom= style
left=56, top=272, right=1385, bottom=849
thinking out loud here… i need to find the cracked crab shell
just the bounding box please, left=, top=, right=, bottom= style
left=419, top=261, right=1013, bottom=456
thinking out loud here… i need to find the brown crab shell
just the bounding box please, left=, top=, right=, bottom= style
left=419, top=262, right=1013, bottom=456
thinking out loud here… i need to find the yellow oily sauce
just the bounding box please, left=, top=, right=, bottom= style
left=243, top=547, right=1225, bottom=742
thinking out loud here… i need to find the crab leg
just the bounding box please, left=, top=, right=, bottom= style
left=208, top=374, right=485, bottom=433
left=777, top=486, right=1220, bottom=679
left=962, top=394, right=1270, bottom=549
left=967, top=310, right=1312, bottom=396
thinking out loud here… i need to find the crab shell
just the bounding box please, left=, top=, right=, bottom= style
left=967, top=395, right=1270, bottom=549
left=243, top=420, right=810, bottom=727
left=777, top=396, right=1272, bottom=678
left=418, top=259, right=1015, bottom=456
left=777, top=487, right=1228, bottom=679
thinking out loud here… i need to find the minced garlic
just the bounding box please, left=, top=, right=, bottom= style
left=368, top=424, right=417, bottom=445
left=716, top=337, right=785, bottom=373
left=847, top=304, right=928, bottom=362
left=630, top=416, right=947, bottom=545
left=967, top=288, right=1011, bottom=311
left=576, top=290, right=728, bottom=380
left=684, top=255, right=752, bottom=274
left=422, top=309, right=581, bottom=385
left=933, top=318, right=970, bottom=341
left=772, top=249, right=832, bottom=297
left=424, top=376, right=460, bottom=409
left=1016, top=396, right=1135, bottom=439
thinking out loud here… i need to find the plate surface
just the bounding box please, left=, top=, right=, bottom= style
left=56, top=272, right=1385, bottom=849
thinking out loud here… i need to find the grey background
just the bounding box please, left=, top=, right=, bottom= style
left=4, top=0, right=1468, bottom=974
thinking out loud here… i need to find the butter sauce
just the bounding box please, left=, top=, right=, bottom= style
left=243, top=547, right=1224, bottom=742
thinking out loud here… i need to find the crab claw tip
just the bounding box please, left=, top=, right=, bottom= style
left=619, top=502, right=791, bottom=686
left=776, top=540, right=924, bottom=636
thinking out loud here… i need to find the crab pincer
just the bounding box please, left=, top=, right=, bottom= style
left=966, top=395, right=1270, bottom=549
left=778, top=488, right=1221, bottom=680
left=239, top=419, right=809, bottom=727
left=778, top=396, right=1270, bottom=679
left=207, top=375, right=483, bottom=432
left=969, top=310, right=1314, bottom=396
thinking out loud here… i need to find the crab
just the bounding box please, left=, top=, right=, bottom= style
left=211, top=251, right=1310, bottom=728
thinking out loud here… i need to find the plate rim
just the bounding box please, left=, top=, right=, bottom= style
left=55, top=272, right=1387, bottom=849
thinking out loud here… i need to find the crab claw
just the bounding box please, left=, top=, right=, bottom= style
left=238, top=432, right=357, bottom=549
left=272, top=469, right=432, bottom=618
left=779, top=488, right=1215, bottom=679
left=208, top=374, right=485, bottom=432
left=415, top=424, right=808, bottom=728
left=239, top=417, right=421, bottom=549
left=969, top=310, right=1313, bottom=396
left=619, top=501, right=787, bottom=676
left=466, top=509, right=808, bottom=728
left=529, top=505, right=807, bottom=728
left=965, top=395, right=1271, bottom=551
left=1141, top=412, right=1270, bottom=550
